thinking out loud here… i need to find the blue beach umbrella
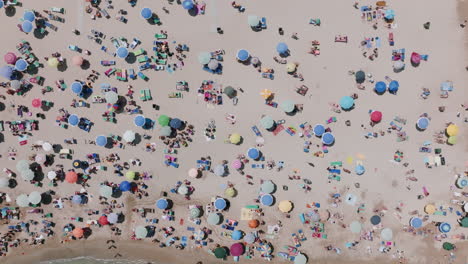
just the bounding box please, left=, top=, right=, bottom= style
left=374, top=81, right=386, bottom=94
left=439, top=222, right=451, bottom=233
left=237, top=49, right=250, bottom=62
left=410, top=217, right=423, bottom=228
left=117, top=47, right=129, bottom=59
left=182, top=0, right=194, bottom=10
left=370, top=215, right=381, bottom=225
left=231, top=230, right=243, bottom=240
left=169, top=118, right=182, bottom=129
left=313, top=124, right=325, bottom=137
left=416, top=117, right=429, bottom=130
left=384, top=9, right=395, bottom=20
left=157, top=198, right=169, bottom=209
left=339, top=96, right=354, bottom=110
left=134, top=115, right=145, bottom=127
left=355, top=164, right=365, bottom=175
left=22, top=21, right=33, bottom=33
left=15, top=59, right=28, bottom=72
left=247, top=148, right=260, bottom=160
left=23, top=11, right=36, bottom=22
left=72, top=195, right=82, bottom=204
left=0, top=66, right=14, bottom=80
left=68, top=114, right=79, bottom=126
left=260, top=194, right=274, bottom=206
left=140, top=8, right=152, bottom=19
left=388, top=80, right=399, bottom=94
left=71, top=82, right=83, bottom=94
left=214, top=198, right=227, bottom=210
left=322, top=132, right=335, bottom=145
left=119, top=181, right=131, bottom=192
left=276, top=42, right=288, bottom=54
left=96, top=135, right=107, bottom=147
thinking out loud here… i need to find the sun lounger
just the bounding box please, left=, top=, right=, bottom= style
left=101, top=60, right=115, bottom=66
left=309, top=18, right=321, bottom=26
left=134, top=48, right=145, bottom=56
left=251, top=126, right=262, bottom=136
left=155, top=33, right=167, bottom=39
left=251, top=164, right=264, bottom=169
left=262, top=73, right=274, bottom=79
left=335, top=36, right=348, bottom=43
left=388, top=32, right=394, bottom=46
left=137, top=72, right=148, bottom=80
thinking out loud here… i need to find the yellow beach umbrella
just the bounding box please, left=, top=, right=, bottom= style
left=229, top=133, right=241, bottom=144
left=125, top=171, right=136, bottom=181
left=286, top=63, right=296, bottom=73
left=446, top=124, right=459, bottom=137
left=447, top=136, right=457, bottom=145
left=278, top=200, right=293, bottom=213
left=47, top=57, right=59, bottom=67
left=260, top=89, right=272, bottom=99
left=225, top=187, right=237, bottom=197
left=424, top=204, right=436, bottom=214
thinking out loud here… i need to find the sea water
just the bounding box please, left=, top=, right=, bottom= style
left=39, top=256, right=158, bottom=264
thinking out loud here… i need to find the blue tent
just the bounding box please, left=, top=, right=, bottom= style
left=72, top=195, right=82, bottom=204
left=339, top=96, right=354, bottom=110
left=231, top=230, right=243, bottom=240
left=71, top=82, right=83, bottom=94
left=237, top=49, right=249, bottom=62
left=260, top=194, right=274, bottom=206
left=322, top=132, right=335, bottom=145
left=68, top=115, right=79, bottom=126
left=214, top=198, right=227, bottom=210
left=169, top=118, right=182, bottom=129
left=140, top=8, right=152, bottom=19
left=276, top=42, right=288, bottom=54
left=15, top=59, right=28, bottom=72
left=388, top=80, right=399, bottom=94
left=313, top=124, right=325, bottom=137
left=157, top=198, right=169, bottom=209
left=134, top=115, right=145, bottom=127
left=410, top=217, right=422, bottom=228
left=119, top=181, right=131, bottom=192
left=0, top=66, right=14, bottom=80
left=374, top=81, right=386, bottom=94
left=416, top=117, right=429, bottom=130
left=355, top=165, right=365, bottom=175
left=182, top=0, right=194, bottom=10
left=247, top=148, right=260, bottom=160
left=23, top=11, right=35, bottom=22
left=96, top=135, right=107, bottom=147
left=22, top=20, right=33, bottom=33
left=117, top=47, right=129, bottom=59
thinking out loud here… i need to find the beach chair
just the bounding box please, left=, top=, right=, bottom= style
left=260, top=17, right=267, bottom=29
left=334, top=35, right=348, bottom=43
left=138, top=56, right=149, bottom=63
left=388, top=32, right=394, bottom=46
left=138, top=72, right=148, bottom=80
left=309, top=18, right=321, bottom=26
left=262, top=73, right=274, bottom=79
left=251, top=126, right=262, bottom=136
left=155, top=33, right=167, bottom=39
left=273, top=124, right=284, bottom=135
left=134, top=48, right=145, bottom=56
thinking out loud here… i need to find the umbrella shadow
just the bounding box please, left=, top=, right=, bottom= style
left=57, top=60, right=68, bottom=72
left=112, top=189, right=123, bottom=199
left=133, top=133, right=142, bottom=145
left=41, top=193, right=53, bottom=205
left=0, top=102, right=5, bottom=112
left=117, top=213, right=125, bottom=223
left=125, top=53, right=136, bottom=64
left=8, top=178, right=17, bottom=189
left=5, top=6, right=16, bottom=17
left=188, top=8, right=198, bottom=17
left=33, top=28, right=47, bottom=39
left=83, top=228, right=92, bottom=239
left=393, top=67, right=404, bottom=73
left=80, top=60, right=91, bottom=70
left=52, top=144, right=63, bottom=153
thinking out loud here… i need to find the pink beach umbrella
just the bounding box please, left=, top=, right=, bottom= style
left=32, top=98, right=41, bottom=108
left=188, top=168, right=199, bottom=178
left=4, top=52, right=17, bottom=65
left=230, top=243, right=244, bottom=256
left=231, top=159, right=242, bottom=170
left=370, top=111, right=382, bottom=123
left=72, top=56, right=84, bottom=66
left=411, top=52, right=421, bottom=65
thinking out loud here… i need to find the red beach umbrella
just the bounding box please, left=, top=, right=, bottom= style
left=230, top=243, right=245, bottom=256
left=31, top=98, right=41, bottom=108
left=65, top=171, right=78, bottom=183
left=370, top=111, right=382, bottom=122
left=98, top=215, right=109, bottom=225
left=4, top=52, right=17, bottom=65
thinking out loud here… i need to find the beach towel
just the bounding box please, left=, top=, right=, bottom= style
left=376, top=37, right=381, bottom=48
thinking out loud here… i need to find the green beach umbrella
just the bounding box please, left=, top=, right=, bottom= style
left=159, top=126, right=172, bottom=137
left=28, top=191, right=42, bottom=205
left=294, top=253, right=308, bottom=264
left=447, top=136, right=457, bottom=145
left=214, top=247, right=227, bottom=259
left=355, top=70, right=365, bottom=83
left=261, top=180, right=275, bottom=194
left=125, top=171, right=136, bottom=181
left=158, top=115, right=170, bottom=126
left=207, top=213, right=221, bottom=225
left=443, top=242, right=455, bottom=251
left=100, top=185, right=113, bottom=198
left=135, top=226, right=148, bottom=239
left=21, top=169, right=35, bottom=181
left=281, top=100, right=295, bottom=113
left=350, top=221, right=362, bottom=233
left=224, top=86, right=237, bottom=99
left=16, top=194, right=29, bottom=207
left=461, top=217, right=468, bottom=227
left=260, top=116, right=274, bottom=130
left=198, top=52, right=211, bottom=65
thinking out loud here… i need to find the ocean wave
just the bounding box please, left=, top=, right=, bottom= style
left=39, top=256, right=157, bottom=264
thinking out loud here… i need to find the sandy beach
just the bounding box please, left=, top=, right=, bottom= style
left=0, top=0, right=467, bottom=263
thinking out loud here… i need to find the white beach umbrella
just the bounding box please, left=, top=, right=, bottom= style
left=135, top=226, right=148, bottom=239
left=16, top=160, right=30, bottom=172
left=105, top=91, right=119, bottom=104
left=177, top=185, right=189, bottom=195
left=108, top=213, right=119, bottom=224
left=21, top=169, right=35, bottom=181
left=248, top=15, right=260, bottom=27
left=123, top=130, right=136, bottom=143
left=28, top=191, right=42, bottom=205
left=16, top=194, right=29, bottom=207
left=381, top=228, right=393, bottom=241
left=100, top=185, right=113, bottom=198
left=35, top=153, right=47, bottom=164
left=0, top=177, right=9, bottom=188
left=47, top=171, right=57, bottom=180
left=42, top=142, right=53, bottom=152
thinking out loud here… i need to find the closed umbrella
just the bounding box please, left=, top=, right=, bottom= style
left=47, top=57, right=59, bottom=67
left=229, top=133, right=241, bottom=144
left=23, top=11, right=35, bottom=22
left=224, top=86, right=236, bottom=98
left=177, top=185, right=189, bottom=195
left=16, top=160, right=30, bottom=171
left=0, top=66, right=14, bottom=80
left=281, top=100, right=295, bottom=113
left=410, top=217, right=423, bottom=228
left=389, top=80, right=399, bottom=94
left=214, top=247, right=227, bottom=259
left=322, top=132, right=335, bottom=145
left=231, top=159, right=242, bottom=169
left=21, top=20, right=33, bottom=33
left=134, top=115, right=145, bottom=127
left=190, top=208, right=201, bottom=218
left=248, top=15, right=260, bottom=27
left=446, top=124, right=459, bottom=136
left=207, top=213, right=220, bottom=225
left=350, top=221, right=362, bottom=233
left=35, top=153, right=46, bottom=164
left=339, top=96, right=354, bottom=110
left=135, top=226, right=148, bottom=239
left=28, top=191, right=41, bottom=205
left=374, top=81, right=386, bottom=94
left=244, top=232, right=255, bottom=243
left=370, top=111, right=382, bottom=122
left=72, top=195, right=82, bottom=204
left=198, top=52, right=211, bottom=65
left=96, top=135, right=107, bottom=147
left=0, top=178, right=9, bottom=188
left=231, top=230, right=243, bottom=240
left=108, top=213, right=119, bottom=224
left=224, top=187, right=237, bottom=197
left=15, top=59, right=28, bottom=71
left=16, top=194, right=29, bottom=207
left=260, top=116, right=274, bottom=129
left=276, top=42, right=288, bottom=54
left=416, top=117, right=429, bottom=130
left=370, top=215, right=381, bottom=225
left=214, top=164, right=226, bottom=176
left=260, top=194, right=274, bottom=206
left=68, top=114, right=79, bottom=126
left=214, top=198, right=227, bottom=210
left=72, top=228, right=84, bottom=238
left=286, top=63, right=296, bottom=73
left=4, top=52, right=17, bottom=64
left=208, top=59, right=219, bottom=70
left=313, top=124, right=325, bottom=137
left=71, top=82, right=83, bottom=94
left=182, top=0, right=194, bottom=10
left=72, top=56, right=84, bottom=66
left=188, top=168, right=199, bottom=178
left=21, top=169, right=35, bottom=181
left=99, top=215, right=109, bottom=225
left=116, top=47, right=129, bottom=59
left=169, top=118, right=182, bottom=129
left=32, top=98, right=41, bottom=108
left=123, top=130, right=136, bottom=143
left=278, top=200, right=292, bottom=213
left=158, top=115, right=170, bottom=126
left=140, top=7, right=152, bottom=19
left=159, top=126, right=172, bottom=137
left=261, top=181, right=275, bottom=194
left=247, top=148, right=260, bottom=159
left=119, top=181, right=131, bottom=192
left=125, top=171, right=136, bottom=181
left=105, top=91, right=119, bottom=104
left=260, top=89, right=272, bottom=99
left=156, top=198, right=168, bottom=209
left=65, top=171, right=78, bottom=183
left=381, top=228, right=393, bottom=240
left=230, top=243, right=244, bottom=256
left=236, top=49, right=249, bottom=61
left=355, top=71, right=365, bottom=83
left=294, top=253, right=308, bottom=264
left=100, top=185, right=113, bottom=198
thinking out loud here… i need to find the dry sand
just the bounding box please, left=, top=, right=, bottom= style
left=0, top=0, right=467, bottom=263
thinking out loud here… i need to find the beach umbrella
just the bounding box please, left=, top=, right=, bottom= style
left=248, top=15, right=260, bottom=27
left=261, top=181, right=275, bottom=194
left=381, top=228, right=393, bottom=240
left=322, top=132, right=335, bottom=145
left=370, top=215, right=381, bottom=225
left=281, top=100, right=295, bottom=113
left=229, top=133, right=241, bottom=144
left=251, top=57, right=260, bottom=65
left=236, top=49, right=250, bottom=62
left=278, top=200, right=292, bottom=213
left=72, top=195, right=82, bottom=204
left=68, top=114, right=79, bottom=126
left=125, top=171, right=136, bottom=181
left=260, top=194, right=274, bottom=206
left=244, top=233, right=255, bottom=244
left=355, top=164, right=365, bottom=175
left=35, top=153, right=46, bottom=164
left=339, top=96, right=354, bottom=110
left=72, top=160, right=82, bottom=169
left=100, top=185, right=113, bottom=198
left=134, top=115, right=145, bottom=127
left=182, top=0, right=194, bottom=10
left=21, top=169, right=35, bottom=181
left=23, top=11, right=35, bottom=22
left=389, top=80, right=399, bottom=93
left=260, top=89, right=272, bottom=99
left=439, top=222, right=451, bottom=233
left=15, top=59, right=28, bottom=72
left=4, top=52, right=17, bottom=64
left=105, top=91, right=119, bottom=104
left=424, top=204, right=436, bottom=214
left=276, top=42, right=288, bottom=54
left=10, top=80, right=21, bottom=91
left=370, top=111, right=382, bottom=122
left=72, top=228, right=84, bottom=238
left=158, top=115, right=170, bottom=126
left=319, top=210, right=330, bottom=221
left=156, top=198, right=169, bottom=210
left=393, top=61, right=405, bottom=71
left=71, top=82, right=83, bottom=94
left=443, top=242, right=455, bottom=251
left=177, top=185, right=189, bottom=195
left=198, top=52, right=211, bottom=65
left=214, top=198, right=227, bottom=210
left=447, top=136, right=457, bottom=145
left=188, top=168, right=199, bottom=178
left=16, top=160, right=30, bottom=171
left=416, top=117, right=429, bottom=130
left=0, top=177, right=9, bottom=188
left=95, top=135, right=107, bottom=147
left=31, top=98, right=42, bottom=108
left=123, top=130, right=136, bottom=143
left=65, top=171, right=78, bottom=183
left=286, top=63, right=296, bottom=73
left=140, top=7, right=152, bottom=19
left=294, top=253, right=308, bottom=264
left=225, top=187, right=237, bottom=197
left=0, top=66, right=14, bottom=80
left=256, top=137, right=265, bottom=145
left=461, top=217, right=468, bottom=227
left=169, top=118, right=183, bottom=129
left=159, top=126, right=172, bottom=137
left=99, top=215, right=109, bottom=226
left=355, top=71, right=365, bottom=83
left=248, top=219, right=259, bottom=228
left=207, top=213, right=220, bottom=225
left=72, top=56, right=84, bottom=66
left=194, top=230, right=205, bottom=240
left=47, top=171, right=57, bottom=180
left=374, top=81, right=386, bottom=94
left=456, top=177, right=467, bottom=188
left=119, top=181, right=131, bottom=192
left=135, top=226, right=147, bottom=239
left=208, top=59, right=219, bottom=70
left=384, top=9, right=395, bottom=20
left=260, top=116, right=274, bottom=130
left=350, top=221, right=362, bottom=233
left=28, top=191, right=41, bottom=205
left=214, top=164, right=226, bottom=176
left=313, top=124, right=325, bottom=137
left=47, top=57, right=59, bottom=67
left=214, top=247, right=227, bottom=259
left=190, top=208, right=201, bottom=218
left=231, top=230, right=243, bottom=240
left=247, top=148, right=260, bottom=160
left=224, top=86, right=236, bottom=98
left=21, top=20, right=33, bottom=33
left=16, top=194, right=29, bottom=207
left=230, top=243, right=244, bottom=256
left=231, top=159, right=242, bottom=170
left=410, top=217, right=423, bottom=228
left=116, top=47, right=129, bottom=59
left=108, top=213, right=118, bottom=224
left=446, top=124, right=459, bottom=136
